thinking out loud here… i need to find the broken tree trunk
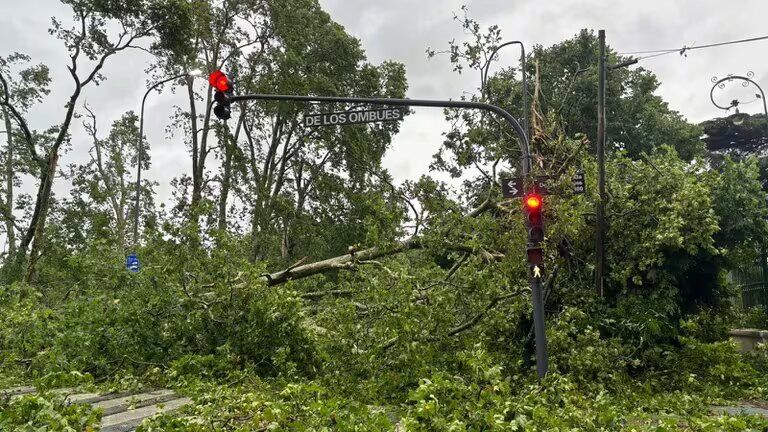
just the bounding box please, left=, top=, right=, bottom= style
left=262, top=238, right=421, bottom=286
left=261, top=198, right=500, bottom=287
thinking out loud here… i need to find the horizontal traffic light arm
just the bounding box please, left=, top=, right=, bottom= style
left=229, top=93, right=531, bottom=176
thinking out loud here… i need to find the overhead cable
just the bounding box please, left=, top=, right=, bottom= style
left=619, top=34, right=768, bottom=59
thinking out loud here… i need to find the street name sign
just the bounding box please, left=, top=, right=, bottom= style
left=532, top=176, right=555, bottom=196
left=304, top=108, right=405, bottom=127
left=126, top=254, right=140, bottom=273
left=571, top=171, right=586, bottom=195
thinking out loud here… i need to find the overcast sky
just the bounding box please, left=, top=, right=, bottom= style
left=1, top=0, right=767, bottom=206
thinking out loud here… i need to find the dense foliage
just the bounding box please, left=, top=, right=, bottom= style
left=1, top=2, right=768, bottom=431
left=702, top=113, right=768, bottom=156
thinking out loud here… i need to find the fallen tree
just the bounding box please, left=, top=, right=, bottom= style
left=261, top=197, right=500, bottom=286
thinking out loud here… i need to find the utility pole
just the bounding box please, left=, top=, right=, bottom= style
left=523, top=193, right=547, bottom=379
left=593, top=35, right=639, bottom=297
left=595, top=30, right=606, bottom=298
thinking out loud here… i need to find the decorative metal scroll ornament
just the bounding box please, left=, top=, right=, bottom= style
left=710, top=71, right=763, bottom=112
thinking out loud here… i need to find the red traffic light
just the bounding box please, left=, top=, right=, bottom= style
left=525, top=194, right=542, bottom=210
left=524, top=193, right=544, bottom=243
left=209, top=70, right=231, bottom=92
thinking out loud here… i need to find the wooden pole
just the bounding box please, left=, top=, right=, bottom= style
left=596, top=30, right=606, bottom=298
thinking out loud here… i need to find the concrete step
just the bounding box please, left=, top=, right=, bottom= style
left=67, top=390, right=141, bottom=405
left=7, top=387, right=131, bottom=403
left=712, top=403, right=768, bottom=418
left=1, top=386, right=36, bottom=398
left=1, top=385, right=192, bottom=431
left=7, top=386, right=78, bottom=400
left=93, top=389, right=179, bottom=416
left=99, top=397, right=192, bottom=432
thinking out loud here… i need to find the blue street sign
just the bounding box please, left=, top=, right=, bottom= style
left=126, top=254, right=140, bottom=273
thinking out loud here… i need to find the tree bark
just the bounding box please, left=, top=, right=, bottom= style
left=262, top=237, right=422, bottom=286
left=24, top=149, right=60, bottom=283
left=2, top=107, right=15, bottom=256
left=22, top=84, right=80, bottom=283
left=261, top=197, right=500, bottom=286
left=84, top=105, right=125, bottom=246
left=191, top=86, right=214, bottom=210
left=187, top=78, right=202, bottom=211
left=248, top=115, right=284, bottom=262
left=218, top=115, right=244, bottom=231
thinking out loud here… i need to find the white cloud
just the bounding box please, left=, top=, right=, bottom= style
left=1, top=0, right=767, bottom=208
left=319, top=0, right=768, bottom=183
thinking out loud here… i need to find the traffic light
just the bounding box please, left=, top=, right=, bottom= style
left=524, top=192, right=544, bottom=244
left=209, top=70, right=233, bottom=120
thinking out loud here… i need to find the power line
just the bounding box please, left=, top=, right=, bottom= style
left=619, top=48, right=677, bottom=55
left=619, top=34, right=768, bottom=58
left=635, top=50, right=679, bottom=61
left=682, top=34, right=768, bottom=52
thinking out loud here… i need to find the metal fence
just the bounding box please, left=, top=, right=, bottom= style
left=742, top=282, right=768, bottom=309
left=730, top=260, right=768, bottom=309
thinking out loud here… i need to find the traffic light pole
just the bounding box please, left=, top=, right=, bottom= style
left=228, top=92, right=549, bottom=379
left=530, top=268, right=547, bottom=378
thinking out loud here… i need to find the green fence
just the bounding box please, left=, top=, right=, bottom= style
left=731, top=260, right=768, bottom=309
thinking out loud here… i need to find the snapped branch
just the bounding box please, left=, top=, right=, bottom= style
left=261, top=197, right=500, bottom=286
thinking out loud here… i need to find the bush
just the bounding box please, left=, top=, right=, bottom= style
left=745, top=343, right=768, bottom=375
left=660, top=337, right=764, bottom=398
left=548, top=307, right=629, bottom=389
left=0, top=240, right=319, bottom=382
left=0, top=392, right=101, bottom=431
left=741, top=306, right=768, bottom=329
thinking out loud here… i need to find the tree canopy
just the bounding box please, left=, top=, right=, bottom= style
left=702, top=113, right=768, bottom=155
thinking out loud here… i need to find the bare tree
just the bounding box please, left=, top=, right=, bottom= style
left=0, top=3, right=152, bottom=282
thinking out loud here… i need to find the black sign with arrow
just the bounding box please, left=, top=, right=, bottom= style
left=501, top=177, right=524, bottom=198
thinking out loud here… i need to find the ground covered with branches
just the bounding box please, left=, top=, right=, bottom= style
left=3, top=147, right=768, bottom=431
left=2, top=1, right=768, bottom=430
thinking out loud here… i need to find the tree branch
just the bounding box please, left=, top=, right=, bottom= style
left=0, top=204, right=23, bottom=232
left=300, top=289, right=356, bottom=300
left=445, top=253, right=470, bottom=281
left=80, top=32, right=144, bottom=88
left=447, top=290, right=522, bottom=337
left=379, top=288, right=524, bottom=351
left=262, top=237, right=421, bottom=286
left=0, top=72, right=42, bottom=166
left=262, top=198, right=500, bottom=286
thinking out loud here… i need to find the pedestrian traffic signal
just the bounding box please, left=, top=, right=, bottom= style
left=527, top=246, right=543, bottom=265
left=524, top=193, right=544, bottom=244
left=209, top=70, right=233, bottom=120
